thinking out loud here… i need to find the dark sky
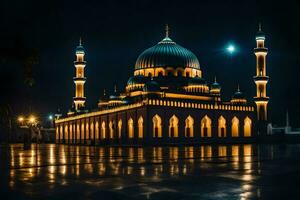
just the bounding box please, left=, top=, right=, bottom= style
left=1, top=0, right=299, bottom=126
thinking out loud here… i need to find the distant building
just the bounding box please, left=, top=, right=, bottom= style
left=55, top=25, right=269, bottom=145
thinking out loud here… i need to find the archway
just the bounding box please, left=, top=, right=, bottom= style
left=109, top=121, right=114, bottom=139
left=101, top=121, right=106, bottom=139
left=95, top=121, right=99, bottom=140
left=152, top=114, right=162, bottom=138
left=128, top=118, right=134, bottom=138
left=244, top=117, right=252, bottom=137
left=169, top=115, right=179, bottom=138
left=218, top=116, right=226, bottom=137
left=201, top=115, right=212, bottom=137
left=185, top=115, right=194, bottom=137
left=138, top=116, right=143, bottom=138
left=231, top=117, right=239, bottom=137
left=118, top=119, right=122, bottom=139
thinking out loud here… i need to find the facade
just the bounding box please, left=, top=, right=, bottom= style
left=55, top=26, right=269, bottom=145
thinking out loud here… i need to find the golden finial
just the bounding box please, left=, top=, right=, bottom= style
left=165, top=24, right=170, bottom=38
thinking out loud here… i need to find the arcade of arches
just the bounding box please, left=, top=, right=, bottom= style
left=56, top=114, right=253, bottom=143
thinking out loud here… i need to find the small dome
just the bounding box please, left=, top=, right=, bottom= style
left=76, top=45, right=85, bottom=54
left=135, top=36, right=200, bottom=70
left=127, top=75, right=148, bottom=85
left=232, top=91, right=245, bottom=100
left=256, top=30, right=265, bottom=40
left=188, top=77, right=207, bottom=86
left=143, top=81, right=161, bottom=92
left=211, top=82, right=221, bottom=89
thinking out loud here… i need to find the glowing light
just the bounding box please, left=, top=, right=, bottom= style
left=29, top=116, right=36, bottom=124
left=227, top=44, right=235, bottom=54
left=18, top=116, right=24, bottom=123
left=49, top=115, right=53, bottom=120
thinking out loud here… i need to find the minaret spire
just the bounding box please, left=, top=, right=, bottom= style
left=214, top=76, right=217, bottom=83
left=73, top=39, right=86, bottom=111
left=114, top=85, right=117, bottom=93
left=165, top=24, right=170, bottom=38
left=237, top=84, right=240, bottom=92
left=254, top=23, right=269, bottom=123
left=259, top=22, right=262, bottom=32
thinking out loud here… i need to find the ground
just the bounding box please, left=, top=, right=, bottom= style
left=0, top=143, right=300, bottom=200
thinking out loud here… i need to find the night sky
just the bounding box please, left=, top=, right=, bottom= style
left=1, top=0, right=299, bottom=126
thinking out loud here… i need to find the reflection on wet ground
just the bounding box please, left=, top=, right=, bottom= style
left=1, top=144, right=300, bottom=199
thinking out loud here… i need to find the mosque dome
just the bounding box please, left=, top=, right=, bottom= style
left=135, top=36, right=200, bottom=70
left=143, top=81, right=161, bottom=92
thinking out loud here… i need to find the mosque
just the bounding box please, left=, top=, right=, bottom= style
left=55, top=25, right=269, bottom=145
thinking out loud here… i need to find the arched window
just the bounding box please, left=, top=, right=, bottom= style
left=201, top=115, right=212, bottom=137
left=169, top=115, right=179, bottom=138
left=69, top=124, right=73, bottom=141
left=153, top=114, right=162, bottom=138
left=138, top=116, right=143, bottom=138
left=128, top=118, right=134, bottom=138
left=60, top=125, right=63, bottom=140
left=118, top=119, right=122, bottom=139
left=81, top=123, right=85, bottom=140
left=218, top=116, right=226, bottom=137
left=101, top=121, right=106, bottom=139
left=185, top=115, right=194, bottom=137
left=64, top=125, right=68, bottom=140
left=76, top=123, right=80, bottom=140
left=90, top=122, right=94, bottom=139
left=95, top=121, right=99, bottom=140
left=231, top=117, right=239, bottom=137
left=109, top=121, right=114, bottom=139
left=85, top=121, right=89, bottom=140
left=244, top=117, right=252, bottom=137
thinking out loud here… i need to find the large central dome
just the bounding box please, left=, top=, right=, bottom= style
left=135, top=36, right=200, bottom=70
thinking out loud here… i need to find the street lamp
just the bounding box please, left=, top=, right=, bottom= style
left=18, top=116, right=24, bottom=123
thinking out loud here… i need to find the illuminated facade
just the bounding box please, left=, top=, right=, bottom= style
left=55, top=26, right=269, bottom=145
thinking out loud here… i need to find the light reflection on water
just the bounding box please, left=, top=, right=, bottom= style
left=3, top=143, right=299, bottom=199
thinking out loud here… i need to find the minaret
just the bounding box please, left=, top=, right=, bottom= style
left=254, top=23, right=269, bottom=121
left=73, top=38, right=86, bottom=111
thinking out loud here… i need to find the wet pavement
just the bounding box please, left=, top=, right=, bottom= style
left=1, top=143, right=300, bottom=199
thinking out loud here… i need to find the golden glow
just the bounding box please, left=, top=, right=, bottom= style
left=201, top=115, right=212, bottom=137
left=231, top=117, right=239, bottom=137
left=169, top=115, right=179, bottom=138
left=218, top=116, right=226, bottom=137
left=165, top=93, right=212, bottom=101
left=185, top=115, right=194, bottom=137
